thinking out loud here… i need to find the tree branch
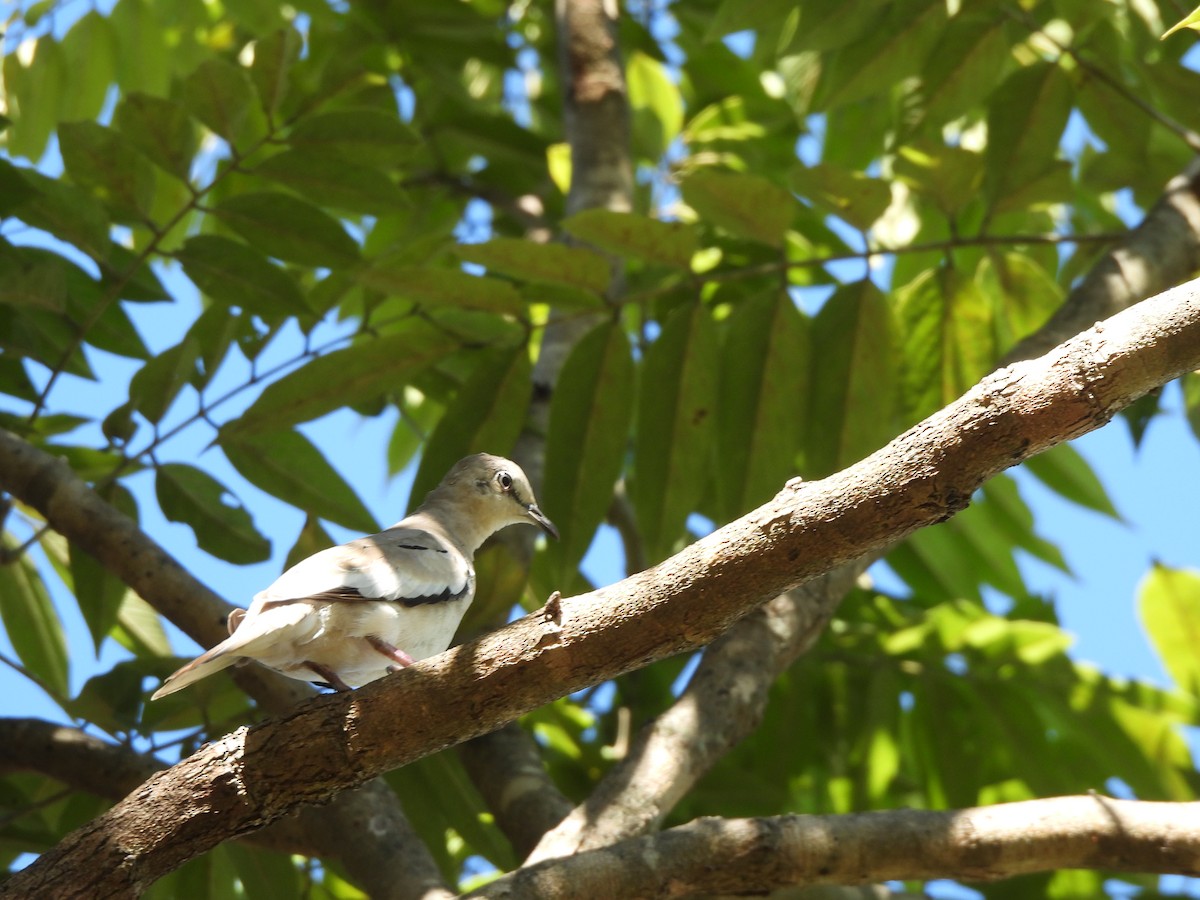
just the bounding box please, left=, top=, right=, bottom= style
left=471, top=796, right=1200, bottom=899
left=4, top=276, right=1198, bottom=897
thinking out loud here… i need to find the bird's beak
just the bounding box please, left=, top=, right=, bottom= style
left=526, top=504, right=559, bottom=540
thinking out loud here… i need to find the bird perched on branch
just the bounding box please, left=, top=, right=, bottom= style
left=152, top=453, right=557, bottom=699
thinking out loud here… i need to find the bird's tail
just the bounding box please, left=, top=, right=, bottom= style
left=151, top=647, right=239, bottom=700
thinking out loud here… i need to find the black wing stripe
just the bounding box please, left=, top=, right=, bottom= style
left=395, top=543, right=449, bottom=554
left=270, top=583, right=471, bottom=609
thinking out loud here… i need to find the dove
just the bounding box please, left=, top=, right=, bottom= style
left=151, top=453, right=557, bottom=699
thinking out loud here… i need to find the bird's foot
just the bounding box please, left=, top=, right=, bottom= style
left=367, top=635, right=416, bottom=668
left=306, top=661, right=353, bottom=692
left=226, top=608, right=246, bottom=635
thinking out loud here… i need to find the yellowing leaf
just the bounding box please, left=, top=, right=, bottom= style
left=1138, top=564, right=1200, bottom=695
left=1162, top=6, right=1200, bottom=38
left=627, top=51, right=683, bottom=161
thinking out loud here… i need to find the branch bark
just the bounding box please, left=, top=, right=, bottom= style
left=471, top=796, right=1200, bottom=899
left=3, top=276, right=1198, bottom=897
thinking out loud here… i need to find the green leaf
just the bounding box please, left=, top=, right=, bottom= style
left=181, top=57, right=259, bottom=144
left=185, top=303, right=245, bottom=390
left=60, top=11, right=118, bottom=122
left=127, top=337, right=199, bottom=424
left=0, top=535, right=69, bottom=699
left=114, top=592, right=172, bottom=658
left=358, top=265, right=523, bottom=315
left=114, top=92, right=197, bottom=181
left=543, top=322, right=635, bottom=575
left=65, top=266, right=150, bottom=360
left=812, top=0, right=947, bottom=111
left=109, top=0, right=170, bottom=95
left=0, top=158, right=38, bottom=215
left=898, top=265, right=994, bottom=421
left=681, top=168, right=794, bottom=247
left=283, top=515, right=337, bottom=571
left=790, top=163, right=891, bottom=232
left=975, top=253, right=1062, bottom=355
left=213, top=191, right=360, bottom=268
left=717, top=292, right=808, bottom=519
left=255, top=149, right=408, bottom=216
left=627, top=50, right=683, bottom=161
left=409, top=347, right=533, bottom=509
left=633, top=303, right=718, bottom=562
left=250, top=26, right=303, bottom=119
left=0, top=247, right=68, bottom=311
left=561, top=210, right=697, bottom=268
left=226, top=322, right=458, bottom=437
left=912, top=14, right=1012, bottom=131
left=2, top=36, right=65, bottom=161
left=69, top=544, right=129, bottom=655
left=892, top=142, right=984, bottom=219
left=455, top=239, right=611, bottom=294
left=1138, top=564, right=1200, bottom=695
left=10, top=170, right=111, bottom=261
left=1183, top=372, right=1200, bottom=442
left=705, top=0, right=799, bottom=44
left=978, top=476, right=1070, bottom=574
left=807, top=280, right=898, bottom=477
left=65, top=661, right=152, bottom=734
left=221, top=430, right=378, bottom=533
left=155, top=463, right=271, bottom=564
left=225, top=843, right=301, bottom=898
left=985, top=62, right=1072, bottom=204
left=59, top=121, right=157, bottom=222
left=1023, top=443, right=1121, bottom=519
left=176, top=235, right=308, bottom=319
left=105, top=243, right=171, bottom=302
left=520, top=283, right=607, bottom=311
left=287, top=109, right=420, bottom=168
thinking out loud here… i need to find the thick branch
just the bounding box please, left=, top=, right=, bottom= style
left=5, top=277, right=1200, bottom=897
left=471, top=797, right=1200, bottom=899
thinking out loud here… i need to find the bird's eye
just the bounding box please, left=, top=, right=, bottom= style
left=497, top=471, right=513, bottom=490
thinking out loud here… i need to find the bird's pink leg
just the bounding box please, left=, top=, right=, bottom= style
left=305, top=661, right=353, bottom=692
left=366, top=635, right=416, bottom=668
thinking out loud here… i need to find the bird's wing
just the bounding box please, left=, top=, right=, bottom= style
left=257, top=524, right=473, bottom=609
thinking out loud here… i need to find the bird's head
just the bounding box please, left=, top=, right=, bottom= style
left=431, top=453, right=559, bottom=544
